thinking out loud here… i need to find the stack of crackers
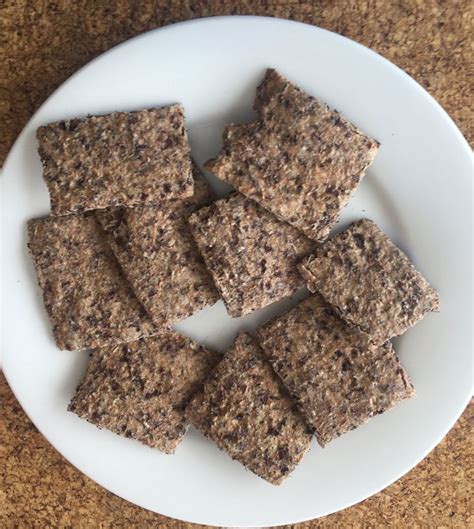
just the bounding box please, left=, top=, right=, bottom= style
left=28, top=69, right=439, bottom=485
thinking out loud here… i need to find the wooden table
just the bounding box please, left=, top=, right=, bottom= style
left=1, top=1, right=472, bottom=527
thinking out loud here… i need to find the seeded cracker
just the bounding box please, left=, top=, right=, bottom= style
left=37, top=105, right=193, bottom=215
left=69, top=332, right=220, bottom=453
left=298, top=219, right=440, bottom=345
left=185, top=332, right=312, bottom=485
left=27, top=214, right=156, bottom=351
left=257, top=294, right=415, bottom=447
left=96, top=163, right=219, bottom=326
left=205, top=69, right=379, bottom=241
left=187, top=193, right=315, bottom=317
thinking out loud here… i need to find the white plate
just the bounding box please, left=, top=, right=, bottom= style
left=2, top=16, right=472, bottom=527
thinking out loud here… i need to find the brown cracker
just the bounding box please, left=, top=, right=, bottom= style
left=27, top=214, right=156, bottom=351
left=298, top=219, right=440, bottom=344
left=185, top=332, right=312, bottom=485
left=257, top=294, right=415, bottom=447
left=37, top=105, right=193, bottom=215
left=205, top=69, right=379, bottom=241
left=96, top=164, right=219, bottom=326
left=69, top=332, right=220, bottom=453
left=187, top=192, right=315, bottom=317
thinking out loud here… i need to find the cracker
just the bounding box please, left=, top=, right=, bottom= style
left=257, top=294, right=415, bottom=447
left=37, top=105, right=193, bottom=215
left=185, top=332, right=312, bottom=485
left=298, top=219, right=440, bottom=344
left=96, top=164, right=219, bottom=326
left=205, top=69, right=379, bottom=241
left=187, top=192, right=315, bottom=317
left=27, top=214, right=157, bottom=351
left=69, top=332, right=220, bottom=453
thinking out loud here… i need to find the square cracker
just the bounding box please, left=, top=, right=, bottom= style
left=187, top=192, right=315, bottom=317
left=185, top=332, right=312, bottom=485
left=27, top=214, right=157, bottom=351
left=69, top=332, right=220, bottom=453
left=298, top=219, right=440, bottom=345
left=96, top=163, right=219, bottom=326
left=37, top=105, right=193, bottom=215
left=205, top=69, right=379, bottom=241
left=257, top=294, right=415, bottom=447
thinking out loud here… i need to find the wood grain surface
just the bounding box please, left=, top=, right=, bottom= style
left=1, top=1, right=472, bottom=527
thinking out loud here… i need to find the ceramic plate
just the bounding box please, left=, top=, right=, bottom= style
left=2, top=16, right=472, bottom=527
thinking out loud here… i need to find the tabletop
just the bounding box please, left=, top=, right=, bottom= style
left=1, top=1, right=472, bottom=527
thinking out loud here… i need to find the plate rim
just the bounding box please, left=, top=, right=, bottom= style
left=2, top=15, right=472, bottom=527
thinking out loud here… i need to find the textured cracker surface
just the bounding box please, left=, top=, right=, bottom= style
left=299, top=219, right=440, bottom=345
left=257, top=294, right=415, bottom=446
left=36, top=105, right=193, bottom=215
left=188, top=192, right=315, bottom=317
left=69, top=332, right=220, bottom=453
left=205, top=69, right=379, bottom=241
left=96, top=164, right=219, bottom=326
left=185, top=332, right=312, bottom=485
left=27, top=214, right=156, bottom=350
